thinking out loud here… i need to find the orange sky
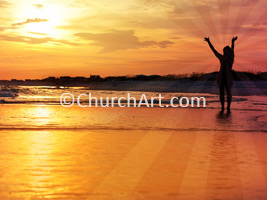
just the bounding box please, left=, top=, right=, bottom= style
left=0, top=0, right=266, bottom=80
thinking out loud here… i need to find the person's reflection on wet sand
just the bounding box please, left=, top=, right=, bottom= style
left=216, top=111, right=232, bottom=128
left=206, top=113, right=241, bottom=199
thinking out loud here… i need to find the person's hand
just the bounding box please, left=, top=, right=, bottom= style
left=232, top=36, right=238, bottom=42
left=204, top=37, right=210, bottom=42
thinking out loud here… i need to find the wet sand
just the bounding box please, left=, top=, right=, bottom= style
left=0, top=100, right=266, bottom=199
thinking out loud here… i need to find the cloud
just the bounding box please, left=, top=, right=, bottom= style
left=0, top=34, right=80, bottom=46
left=32, top=4, right=44, bottom=9
left=28, top=32, right=49, bottom=36
left=75, top=30, right=173, bottom=52
left=0, top=0, right=11, bottom=7
left=12, top=18, right=49, bottom=26
left=240, top=23, right=267, bottom=32
left=171, top=36, right=180, bottom=40
left=0, top=26, right=18, bottom=31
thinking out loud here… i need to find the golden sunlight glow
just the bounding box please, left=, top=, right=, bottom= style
left=26, top=22, right=55, bottom=36
left=31, top=106, right=53, bottom=126
left=26, top=131, right=55, bottom=194
left=17, top=4, right=65, bottom=37
left=0, top=0, right=266, bottom=80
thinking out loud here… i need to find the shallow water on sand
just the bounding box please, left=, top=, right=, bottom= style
left=0, top=93, right=266, bottom=199
left=1, top=128, right=267, bottom=199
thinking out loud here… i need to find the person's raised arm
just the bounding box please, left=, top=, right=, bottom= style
left=231, top=36, right=238, bottom=52
left=204, top=37, right=222, bottom=59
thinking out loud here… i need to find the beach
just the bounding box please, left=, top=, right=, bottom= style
left=0, top=87, right=266, bottom=199
left=1, top=0, right=266, bottom=198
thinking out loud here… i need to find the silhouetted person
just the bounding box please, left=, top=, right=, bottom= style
left=204, top=36, right=238, bottom=113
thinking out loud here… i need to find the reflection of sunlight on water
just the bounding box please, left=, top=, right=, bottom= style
left=28, top=106, right=55, bottom=126
left=0, top=131, right=61, bottom=198
left=26, top=131, right=55, bottom=195
left=34, top=106, right=51, bottom=117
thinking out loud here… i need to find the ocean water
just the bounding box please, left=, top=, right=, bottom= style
left=0, top=85, right=212, bottom=104
left=0, top=85, right=267, bottom=199
left=0, top=85, right=266, bottom=131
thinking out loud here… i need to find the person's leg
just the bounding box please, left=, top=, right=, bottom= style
left=226, top=85, right=232, bottom=113
left=219, top=85, right=225, bottom=112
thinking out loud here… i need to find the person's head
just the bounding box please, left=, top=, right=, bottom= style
left=223, top=46, right=233, bottom=57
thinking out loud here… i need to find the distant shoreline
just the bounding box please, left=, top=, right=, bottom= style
left=1, top=71, right=266, bottom=86
left=1, top=81, right=266, bottom=96
left=1, top=71, right=266, bottom=96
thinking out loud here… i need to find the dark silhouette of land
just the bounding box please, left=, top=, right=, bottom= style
left=0, top=71, right=266, bottom=86
left=0, top=71, right=266, bottom=96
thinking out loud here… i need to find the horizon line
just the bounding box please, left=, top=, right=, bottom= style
left=0, top=70, right=266, bottom=82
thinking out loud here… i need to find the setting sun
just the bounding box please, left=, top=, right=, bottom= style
left=15, top=3, right=65, bottom=37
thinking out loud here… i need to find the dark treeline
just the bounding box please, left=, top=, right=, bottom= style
left=1, top=71, right=266, bottom=86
